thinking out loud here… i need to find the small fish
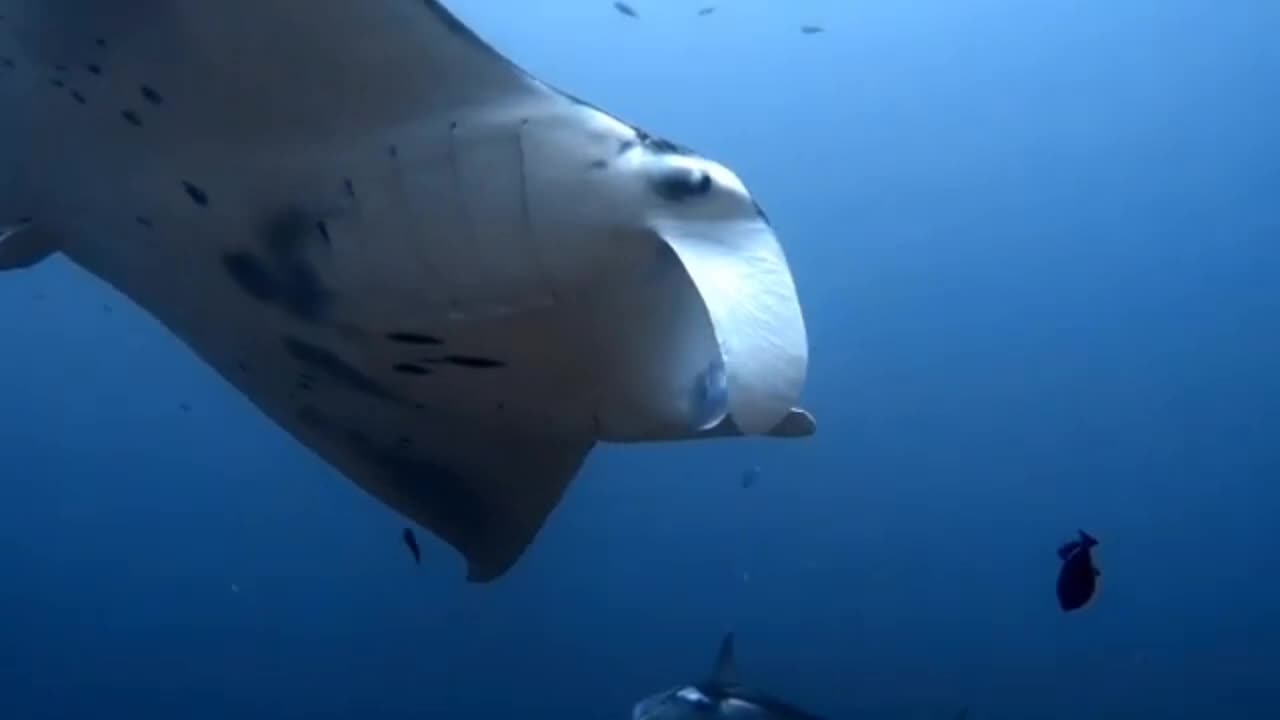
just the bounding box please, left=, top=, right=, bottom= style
left=402, top=527, right=421, bottom=564
left=178, top=402, right=191, bottom=413
left=613, top=1, right=638, bottom=18
left=740, top=465, right=762, bottom=489
left=697, top=6, right=716, bottom=15
left=1056, top=529, right=1100, bottom=612
left=800, top=25, right=824, bottom=35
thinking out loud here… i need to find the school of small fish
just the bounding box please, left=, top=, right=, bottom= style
left=611, top=1, right=826, bottom=34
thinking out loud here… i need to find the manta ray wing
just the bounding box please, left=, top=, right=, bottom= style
left=0, top=0, right=608, bottom=581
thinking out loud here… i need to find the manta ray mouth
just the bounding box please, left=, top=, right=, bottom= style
left=655, top=218, right=809, bottom=436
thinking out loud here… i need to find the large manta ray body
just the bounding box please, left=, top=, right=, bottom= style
left=0, top=1, right=814, bottom=581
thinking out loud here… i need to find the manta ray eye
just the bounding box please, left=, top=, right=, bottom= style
left=652, top=167, right=713, bottom=202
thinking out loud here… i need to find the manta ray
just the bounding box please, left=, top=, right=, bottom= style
left=0, top=0, right=814, bottom=581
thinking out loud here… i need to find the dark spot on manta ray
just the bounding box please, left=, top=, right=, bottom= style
left=386, top=331, right=443, bottom=345
left=315, top=220, right=331, bottom=244
left=282, top=335, right=393, bottom=399
left=259, top=209, right=335, bottom=320
left=70, top=90, right=87, bottom=105
left=223, top=248, right=331, bottom=322
left=221, top=209, right=335, bottom=321
left=222, top=252, right=274, bottom=301
left=393, top=362, right=431, bottom=376
left=50, top=79, right=66, bottom=88
left=387, top=144, right=399, bottom=158
left=427, top=355, right=506, bottom=369
left=236, top=360, right=250, bottom=373
left=121, top=109, right=142, bottom=127
left=0, top=57, right=14, bottom=70
left=140, top=85, right=163, bottom=104
left=54, top=64, right=68, bottom=73
left=343, top=178, right=356, bottom=199
left=95, top=38, right=107, bottom=49
left=588, top=159, right=608, bottom=170
left=86, top=63, right=102, bottom=75
left=135, top=216, right=153, bottom=228
left=182, top=181, right=209, bottom=206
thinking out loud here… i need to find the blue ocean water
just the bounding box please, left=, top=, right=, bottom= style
left=1, top=1, right=1277, bottom=718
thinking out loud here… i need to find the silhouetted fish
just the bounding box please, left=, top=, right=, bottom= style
left=1056, top=529, right=1100, bottom=612
left=741, top=465, right=762, bottom=489
left=800, top=25, right=824, bottom=35
left=698, top=6, right=716, bottom=16
left=402, top=527, right=421, bottom=565
left=613, top=2, right=638, bottom=18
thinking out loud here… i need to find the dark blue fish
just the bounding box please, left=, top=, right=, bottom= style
left=402, top=527, right=421, bottom=565
left=1056, top=530, right=1100, bottom=612
left=741, top=466, right=762, bottom=489
left=800, top=25, right=824, bottom=35
left=613, top=2, right=638, bottom=18
left=698, top=6, right=716, bottom=16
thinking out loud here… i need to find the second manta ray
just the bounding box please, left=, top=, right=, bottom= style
left=0, top=1, right=814, bottom=582
left=633, top=633, right=824, bottom=720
